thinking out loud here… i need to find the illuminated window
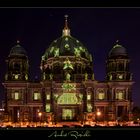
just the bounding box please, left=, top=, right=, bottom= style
left=12, top=91, right=20, bottom=100
left=15, top=92, right=19, bottom=100
left=87, top=95, right=91, bottom=100
left=12, top=92, right=20, bottom=100
left=97, top=90, right=105, bottom=100
left=58, top=93, right=78, bottom=104
left=46, top=94, right=50, bottom=100
left=98, top=93, right=105, bottom=100
left=116, top=90, right=124, bottom=100
left=46, top=104, right=50, bottom=112
left=118, top=74, right=123, bottom=80
left=33, top=92, right=41, bottom=100
left=87, top=104, right=92, bottom=112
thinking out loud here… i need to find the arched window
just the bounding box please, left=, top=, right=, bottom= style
left=33, top=92, right=41, bottom=100
left=96, top=89, right=105, bottom=100
left=57, top=93, right=78, bottom=104
left=115, top=90, right=124, bottom=100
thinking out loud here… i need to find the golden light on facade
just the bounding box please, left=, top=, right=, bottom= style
left=38, top=112, right=42, bottom=117
left=96, top=111, right=101, bottom=116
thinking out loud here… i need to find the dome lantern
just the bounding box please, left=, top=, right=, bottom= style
left=62, top=15, right=71, bottom=36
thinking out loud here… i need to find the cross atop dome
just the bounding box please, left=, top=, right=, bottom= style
left=64, top=15, right=68, bottom=29
left=17, top=40, right=20, bottom=44
left=62, top=14, right=71, bottom=36
left=116, top=40, right=119, bottom=44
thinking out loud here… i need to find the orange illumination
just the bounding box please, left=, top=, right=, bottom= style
left=38, top=112, right=42, bottom=117
left=96, top=111, right=101, bottom=116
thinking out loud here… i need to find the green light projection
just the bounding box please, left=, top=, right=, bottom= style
left=74, top=48, right=81, bottom=57
left=43, top=72, right=46, bottom=80
left=54, top=94, right=59, bottom=99
left=66, top=73, right=71, bottom=81
left=118, top=74, right=123, bottom=80
left=87, top=104, right=92, bottom=112
left=92, top=73, right=95, bottom=80
left=98, top=93, right=105, bottom=100
left=85, top=73, right=88, bottom=81
left=49, top=73, right=53, bottom=80
left=79, top=94, right=83, bottom=99
left=109, top=74, right=112, bottom=80
left=79, top=46, right=85, bottom=52
left=57, top=93, right=78, bottom=104
left=87, top=94, right=91, bottom=100
left=97, top=89, right=105, bottom=100
left=62, top=83, right=76, bottom=92
left=46, top=104, right=50, bottom=112
left=64, top=44, right=70, bottom=50
left=65, top=37, right=69, bottom=41
left=5, top=74, right=8, bottom=80
left=63, top=58, right=73, bottom=70
left=62, top=109, right=73, bottom=120
left=116, top=90, right=124, bottom=100
left=54, top=48, right=59, bottom=57
left=89, top=54, right=92, bottom=62
left=25, top=74, right=28, bottom=80
left=46, top=94, right=50, bottom=100
left=15, top=74, right=19, bottom=80
left=42, top=55, right=45, bottom=60
left=50, top=46, right=54, bottom=53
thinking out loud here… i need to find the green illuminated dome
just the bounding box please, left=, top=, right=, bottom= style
left=109, top=41, right=128, bottom=58
left=44, top=36, right=90, bottom=59
left=9, top=41, right=27, bottom=56
left=43, top=16, right=91, bottom=60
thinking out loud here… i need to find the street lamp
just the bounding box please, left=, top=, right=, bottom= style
left=38, top=112, right=42, bottom=126
left=96, top=111, right=101, bottom=117
left=96, top=110, right=101, bottom=125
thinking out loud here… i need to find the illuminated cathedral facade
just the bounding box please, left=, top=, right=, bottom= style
left=2, top=16, right=134, bottom=124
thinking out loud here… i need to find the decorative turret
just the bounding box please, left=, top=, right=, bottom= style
left=106, top=41, right=132, bottom=81
left=5, top=40, right=29, bottom=81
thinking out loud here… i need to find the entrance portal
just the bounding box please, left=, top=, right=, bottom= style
left=62, top=109, right=74, bottom=120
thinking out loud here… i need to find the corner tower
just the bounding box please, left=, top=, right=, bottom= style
left=106, top=41, right=132, bottom=81
left=5, top=41, right=29, bottom=81
left=106, top=41, right=134, bottom=121
left=3, top=41, right=29, bottom=122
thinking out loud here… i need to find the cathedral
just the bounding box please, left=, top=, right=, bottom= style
left=2, top=16, right=134, bottom=124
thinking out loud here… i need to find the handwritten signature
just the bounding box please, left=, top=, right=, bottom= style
left=48, top=130, right=91, bottom=139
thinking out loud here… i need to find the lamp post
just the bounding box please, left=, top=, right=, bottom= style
left=96, top=110, right=101, bottom=125
left=96, top=111, right=101, bottom=117
left=38, top=112, right=42, bottom=126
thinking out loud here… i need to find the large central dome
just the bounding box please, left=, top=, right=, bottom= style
left=43, top=15, right=91, bottom=61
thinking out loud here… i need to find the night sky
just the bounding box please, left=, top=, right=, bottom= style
left=0, top=8, right=140, bottom=107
